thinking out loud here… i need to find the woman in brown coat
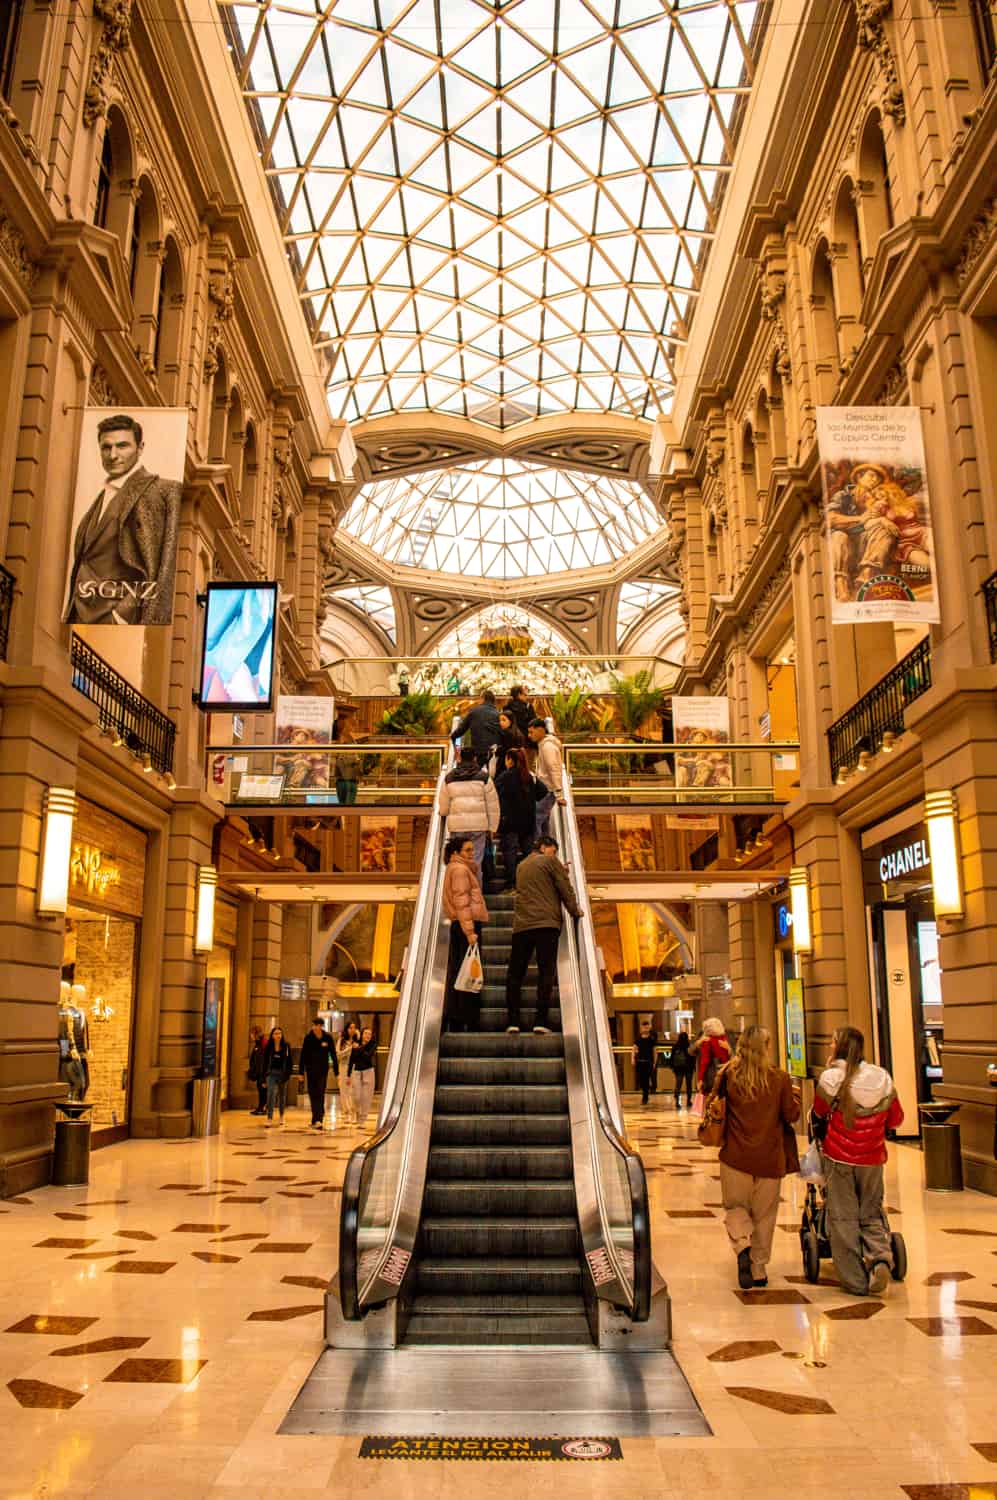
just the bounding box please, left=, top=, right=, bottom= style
left=441, top=834, right=489, bottom=1032
left=716, top=1025, right=801, bottom=1289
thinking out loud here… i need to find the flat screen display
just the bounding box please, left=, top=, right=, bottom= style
left=199, top=582, right=277, bottom=711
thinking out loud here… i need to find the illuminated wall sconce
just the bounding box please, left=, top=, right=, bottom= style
left=38, top=787, right=77, bottom=917
left=788, top=865, right=812, bottom=954
left=925, top=789, right=963, bottom=919
left=194, top=865, right=217, bottom=953
left=881, top=731, right=896, bottom=752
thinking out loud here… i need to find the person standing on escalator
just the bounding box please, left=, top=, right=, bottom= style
left=505, top=835, right=580, bottom=1035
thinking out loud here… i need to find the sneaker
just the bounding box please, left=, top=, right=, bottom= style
left=868, top=1261, right=891, bottom=1296
left=506, top=1026, right=520, bottom=1034
left=533, top=1025, right=552, bottom=1034
left=737, top=1247, right=753, bottom=1290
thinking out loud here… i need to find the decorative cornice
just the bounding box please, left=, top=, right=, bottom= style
left=0, top=210, right=39, bottom=288
left=853, top=0, right=905, bottom=124
left=83, top=1, right=133, bottom=130
left=956, top=198, right=997, bottom=288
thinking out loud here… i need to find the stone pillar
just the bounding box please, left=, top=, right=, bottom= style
left=227, top=898, right=255, bottom=1109
left=152, top=792, right=220, bottom=1138
left=696, top=900, right=731, bottom=1030
left=910, top=674, right=997, bottom=1192
left=251, top=902, right=284, bottom=1035
left=727, top=904, right=758, bottom=1030
left=0, top=672, right=94, bottom=1195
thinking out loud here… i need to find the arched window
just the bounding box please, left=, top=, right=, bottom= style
left=753, top=394, right=772, bottom=497
left=769, top=356, right=788, bottom=465
left=241, top=422, right=259, bottom=528
left=857, top=111, right=894, bottom=254
left=154, top=237, right=185, bottom=400
left=226, top=387, right=245, bottom=494
left=93, top=107, right=134, bottom=246
left=0, top=4, right=25, bottom=105
left=810, top=239, right=840, bottom=400
left=130, top=178, right=163, bottom=368
left=128, top=194, right=141, bottom=295
left=740, top=423, right=759, bottom=528
left=207, top=354, right=229, bottom=465
left=832, top=177, right=866, bottom=330
left=94, top=131, right=113, bottom=230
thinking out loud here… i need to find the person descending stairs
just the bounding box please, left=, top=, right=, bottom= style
left=405, top=851, right=591, bottom=1346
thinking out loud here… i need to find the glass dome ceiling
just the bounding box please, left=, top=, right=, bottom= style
left=220, top=0, right=762, bottom=427
left=339, top=456, right=661, bottom=577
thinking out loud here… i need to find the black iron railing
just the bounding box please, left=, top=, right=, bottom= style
left=0, top=563, right=14, bottom=661
left=984, top=570, right=997, bottom=663
left=70, top=633, right=177, bottom=775
left=827, top=635, right=931, bottom=780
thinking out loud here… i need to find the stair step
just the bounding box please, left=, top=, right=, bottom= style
left=416, top=1256, right=583, bottom=1296
left=427, top=1145, right=573, bottom=1180
left=439, top=1032, right=563, bottom=1058
left=434, top=1084, right=568, bottom=1116
left=436, top=1057, right=566, bottom=1086
left=424, top=1180, right=576, bottom=1217
left=431, top=1113, right=572, bottom=1146
left=422, top=1216, right=579, bottom=1257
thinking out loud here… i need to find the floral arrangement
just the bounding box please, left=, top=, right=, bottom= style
left=411, top=655, right=597, bottom=698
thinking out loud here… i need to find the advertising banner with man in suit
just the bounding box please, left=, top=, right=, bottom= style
left=63, top=408, right=188, bottom=625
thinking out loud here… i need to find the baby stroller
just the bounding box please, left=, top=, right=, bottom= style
left=799, top=1112, right=907, bottom=1285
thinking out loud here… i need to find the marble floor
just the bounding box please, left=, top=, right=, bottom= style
left=3, top=1092, right=996, bottom=1499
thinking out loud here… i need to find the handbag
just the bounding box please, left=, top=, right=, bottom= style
left=697, top=1073, right=727, bottom=1148
left=454, top=939, right=484, bottom=993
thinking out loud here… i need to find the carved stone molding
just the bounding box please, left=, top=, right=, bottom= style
left=0, top=211, right=39, bottom=288
left=88, top=364, right=118, bottom=406
left=203, top=268, right=234, bottom=381
left=744, top=555, right=791, bottom=638
left=757, top=263, right=792, bottom=384
left=875, top=358, right=907, bottom=405
left=83, top=1, right=133, bottom=130
left=853, top=0, right=905, bottom=124
left=956, top=198, right=997, bottom=288
left=271, top=441, right=292, bottom=523
left=708, top=663, right=727, bottom=695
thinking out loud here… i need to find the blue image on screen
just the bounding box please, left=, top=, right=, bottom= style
left=201, top=585, right=276, bottom=709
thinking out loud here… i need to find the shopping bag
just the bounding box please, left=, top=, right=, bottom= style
left=798, top=1143, right=825, bottom=1182
left=454, top=940, right=484, bottom=993
left=691, top=1090, right=705, bottom=1118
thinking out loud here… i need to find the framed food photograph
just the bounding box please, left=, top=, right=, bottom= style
left=198, top=582, right=278, bottom=712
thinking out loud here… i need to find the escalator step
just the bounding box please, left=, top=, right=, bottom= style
left=478, top=1008, right=562, bottom=1032
left=436, top=1057, right=566, bottom=1086
left=430, top=1113, right=572, bottom=1146
left=424, top=1180, right=576, bottom=1217
left=422, top=1217, right=579, bottom=1257
left=438, top=1033, right=563, bottom=1058
left=404, top=1312, right=592, bottom=1346
left=434, top=1084, right=568, bottom=1116
left=427, top=1146, right=573, bottom=1180
left=416, top=1256, right=583, bottom=1296
left=478, top=983, right=541, bottom=1002
left=409, top=1292, right=586, bottom=1315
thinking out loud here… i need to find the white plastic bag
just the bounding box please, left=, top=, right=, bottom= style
left=454, top=939, right=484, bottom=993
left=798, top=1143, right=825, bottom=1182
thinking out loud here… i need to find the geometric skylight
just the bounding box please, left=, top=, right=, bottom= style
left=339, top=457, right=661, bottom=578
left=617, top=578, right=678, bottom=642
left=329, top=583, right=397, bottom=642
left=220, top=0, right=763, bottom=427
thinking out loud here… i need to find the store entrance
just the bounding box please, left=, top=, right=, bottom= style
left=868, top=892, right=942, bottom=1120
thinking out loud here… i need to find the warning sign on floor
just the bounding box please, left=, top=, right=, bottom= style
left=359, top=1436, right=623, bottom=1461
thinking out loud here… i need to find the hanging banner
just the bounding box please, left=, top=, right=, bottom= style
left=275, top=695, right=335, bottom=792
left=672, top=696, right=732, bottom=792
left=816, top=406, right=939, bottom=624
left=63, top=408, right=187, bottom=626
left=360, top=816, right=397, bottom=873
left=614, top=816, right=654, bottom=872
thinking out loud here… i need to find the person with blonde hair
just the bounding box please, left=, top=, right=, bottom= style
left=716, top=1025, right=801, bottom=1289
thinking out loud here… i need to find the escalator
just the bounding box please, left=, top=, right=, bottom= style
left=331, top=767, right=664, bottom=1352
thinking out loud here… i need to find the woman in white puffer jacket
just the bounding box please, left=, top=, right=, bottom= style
left=438, top=747, right=500, bottom=875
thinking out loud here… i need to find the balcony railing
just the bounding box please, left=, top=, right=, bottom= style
left=205, top=742, right=444, bottom=806
left=0, top=563, right=14, bottom=661
left=71, top=634, right=177, bottom=775
left=984, top=570, right=997, bottom=663
left=827, top=636, right=931, bottom=780
left=565, top=741, right=800, bottom=806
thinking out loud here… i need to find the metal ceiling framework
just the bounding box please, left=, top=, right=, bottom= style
left=220, top=0, right=764, bottom=430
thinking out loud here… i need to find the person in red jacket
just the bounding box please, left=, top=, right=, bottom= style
left=813, top=1026, right=904, bottom=1296
left=693, top=1017, right=731, bottom=1094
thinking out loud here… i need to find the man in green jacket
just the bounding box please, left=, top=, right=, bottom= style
left=505, top=836, right=581, bottom=1034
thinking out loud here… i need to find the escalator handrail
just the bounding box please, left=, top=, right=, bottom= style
left=555, top=783, right=653, bottom=1322
left=338, top=758, right=452, bottom=1320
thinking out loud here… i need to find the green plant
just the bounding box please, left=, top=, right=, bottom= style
left=615, top=670, right=665, bottom=737
left=379, top=691, right=442, bottom=737
left=549, top=686, right=591, bottom=734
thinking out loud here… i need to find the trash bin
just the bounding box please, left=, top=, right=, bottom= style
left=191, top=1076, right=220, bottom=1138
left=920, top=1104, right=963, bottom=1191
left=52, top=1103, right=92, bottom=1187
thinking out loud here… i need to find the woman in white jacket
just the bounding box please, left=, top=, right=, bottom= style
left=438, top=747, right=500, bottom=875
left=336, top=1020, right=359, bottom=1126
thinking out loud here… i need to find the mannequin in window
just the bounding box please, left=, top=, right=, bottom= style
left=58, top=981, right=89, bottom=1099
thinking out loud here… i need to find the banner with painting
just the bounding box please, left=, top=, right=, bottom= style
left=63, top=408, right=188, bottom=626
left=672, top=696, right=732, bottom=792
left=614, top=816, right=654, bottom=872
left=816, top=406, right=939, bottom=624
left=275, top=695, right=335, bottom=792
left=360, top=816, right=397, bottom=873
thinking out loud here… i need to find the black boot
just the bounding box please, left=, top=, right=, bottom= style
left=737, top=1248, right=754, bottom=1290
